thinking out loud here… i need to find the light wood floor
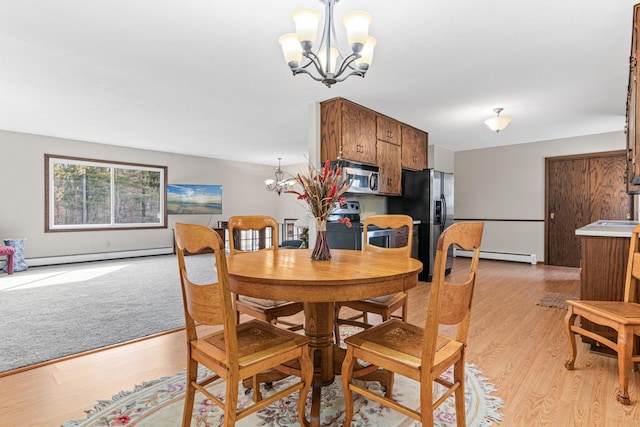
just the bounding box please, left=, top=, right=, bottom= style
left=1, top=258, right=639, bottom=426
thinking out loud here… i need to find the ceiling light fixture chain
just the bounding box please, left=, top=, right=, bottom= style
left=279, top=0, right=376, bottom=88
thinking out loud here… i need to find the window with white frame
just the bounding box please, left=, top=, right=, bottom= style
left=45, top=154, right=167, bottom=231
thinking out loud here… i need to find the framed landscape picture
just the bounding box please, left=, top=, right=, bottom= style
left=167, top=184, right=222, bottom=215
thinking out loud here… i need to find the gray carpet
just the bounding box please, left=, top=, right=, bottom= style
left=0, top=253, right=215, bottom=373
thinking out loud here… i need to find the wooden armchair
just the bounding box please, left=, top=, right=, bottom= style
left=228, top=216, right=304, bottom=330
left=341, top=222, right=484, bottom=426
left=334, top=214, right=413, bottom=343
left=565, top=223, right=640, bottom=405
left=174, top=222, right=312, bottom=426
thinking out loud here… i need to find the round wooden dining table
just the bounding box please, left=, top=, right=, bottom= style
left=227, top=248, right=423, bottom=426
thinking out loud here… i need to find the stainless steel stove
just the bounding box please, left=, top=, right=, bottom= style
left=326, top=200, right=363, bottom=250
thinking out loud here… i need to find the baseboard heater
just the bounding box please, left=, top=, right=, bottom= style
left=20, top=247, right=174, bottom=268
left=453, top=248, right=537, bottom=265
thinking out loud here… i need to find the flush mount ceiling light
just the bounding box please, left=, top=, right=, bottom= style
left=484, top=108, right=512, bottom=133
left=278, top=0, right=376, bottom=88
left=265, top=158, right=296, bottom=196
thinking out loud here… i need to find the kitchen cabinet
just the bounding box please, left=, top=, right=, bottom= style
left=626, top=3, right=640, bottom=194
left=377, top=140, right=401, bottom=195
left=401, top=124, right=428, bottom=171
left=376, top=115, right=401, bottom=145
left=320, top=97, right=428, bottom=196
left=575, top=222, right=640, bottom=353
left=321, top=98, right=377, bottom=166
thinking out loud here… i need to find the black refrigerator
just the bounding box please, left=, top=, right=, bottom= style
left=387, top=169, right=454, bottom=281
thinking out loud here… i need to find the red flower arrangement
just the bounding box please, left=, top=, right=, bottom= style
left=287, top=160, right=352, bottom=260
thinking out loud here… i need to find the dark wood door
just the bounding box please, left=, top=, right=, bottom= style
left=547, top=158, right=589, bottom=267
left=546, top=151, right=633, bottom=267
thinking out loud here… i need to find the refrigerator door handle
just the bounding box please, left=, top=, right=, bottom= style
left=440, top=194, right=447, bottom=232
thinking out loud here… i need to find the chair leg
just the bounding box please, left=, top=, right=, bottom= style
left=401, top=294, right=408, bottom=322
left=298, top=346, right=313, bottom=427
left=420, top=375, right=434, bottom=427
left=7, top=252, right=14, bottom=275
left=233, top=294, right=241, bottom=325
left=252, top=375, right=262, bottom=403
left=182, top=359, right=198, bottom=427
left=453, top=358, right=466, bottom=427
left=334, top=303, right=342, bottom=345
left=224, top=376, right=239, bottom=426
left=616, top=327, right=634, bottom=405
left=341, top=347, right=357, bottom=426
left=564, top=308, right=578, bottom=370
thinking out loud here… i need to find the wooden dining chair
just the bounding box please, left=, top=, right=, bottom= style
left=228, top=215, right=304, bottom=330
left=334, top=214, right=413, bottom=344
left=564, top=223, right=640, bottom=405
left=341, top=222, right=484, bottom=427
left=174, top=222, right=312, bottom=427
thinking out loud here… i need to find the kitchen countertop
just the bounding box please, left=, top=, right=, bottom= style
left=575, top=220, right=640, bottom=237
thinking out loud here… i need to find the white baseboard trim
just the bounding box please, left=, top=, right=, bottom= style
left=18, top=247, right=174, bottom=267
left=454, top=248, right=537, bottom=265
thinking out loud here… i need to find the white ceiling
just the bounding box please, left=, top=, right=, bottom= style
left=0, top=0, right=636, bottom=166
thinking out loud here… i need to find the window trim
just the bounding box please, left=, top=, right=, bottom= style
left=45, top=154, right=168, bottom=232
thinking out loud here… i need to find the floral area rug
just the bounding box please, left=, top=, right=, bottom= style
left=62, top=363, right=503, bottom=427
left=536, top=292, right=579, bottom=310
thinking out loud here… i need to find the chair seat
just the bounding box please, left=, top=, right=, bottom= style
left=345, top=319, right=464, bottom=373
left=363, top=292, right=405, bottom=305
left=567, top=300, right=640, bottom=324
left=194, top=319, right=310, bottom=367
left=238, top=295, right=293, bottom=308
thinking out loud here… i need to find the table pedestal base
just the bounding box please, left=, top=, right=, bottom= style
left=304, top=302, right=393, bottom=427
left=241, top=301, right=394, bottom=427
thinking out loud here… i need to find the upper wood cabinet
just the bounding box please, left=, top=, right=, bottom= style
left=377, top=141, right=402, bottom=195
left=321, top=98, right=377, bottom=166
left=320, top=97, right=428, bottom=196
left=376, top=115, right=401, bottom=145
left=400, top=125, right=428, bottom=171
left=626, top=3, right=640, bottom=194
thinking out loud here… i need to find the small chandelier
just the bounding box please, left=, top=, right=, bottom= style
left=265, top=158, right=295, bottom=196
left=278, top=0, right=376, bottom=88
left=484, top=108, right=512, bottom=133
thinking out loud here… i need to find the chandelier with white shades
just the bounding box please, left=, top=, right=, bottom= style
left=265, top=158, right=295, bottom=196
left=278, top=0, right=376, bottom=88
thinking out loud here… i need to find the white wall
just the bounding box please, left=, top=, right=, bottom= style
left=0, top=130, right=307, bottom=262
left=454, top=131, right=626, bottom=262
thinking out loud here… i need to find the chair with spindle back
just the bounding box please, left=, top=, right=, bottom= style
left=334, top=214, right=413, bottom=343
left=341, top=222, right=484, bottom=426
left=228, top=215, right=304, bottom=330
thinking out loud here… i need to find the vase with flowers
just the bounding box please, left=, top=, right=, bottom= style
left=287, top=160, right=352, bottom=260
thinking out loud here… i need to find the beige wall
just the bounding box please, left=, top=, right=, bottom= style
left=1, top=128, right=628, bottom=265
left=454, top=131, right=626, bottom=262
left=0, top=130, right=307, bottom=262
